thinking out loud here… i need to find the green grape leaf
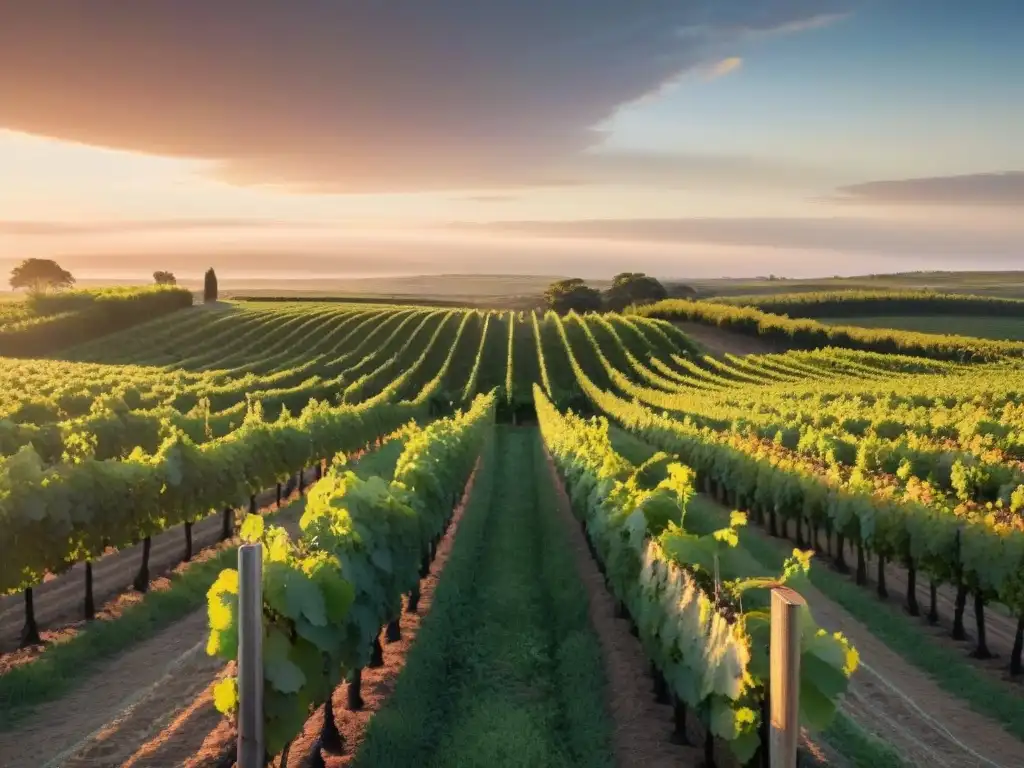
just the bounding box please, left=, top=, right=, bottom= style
left=295, top=616, right=339, bottom=654
left=370, top=545, right=393, bottom=574
left=709, top=698, right=758, bottom=742
left=264, top=629, right=306, bottom=694
left=799, top=673, right=839, bottom=731
left=265, top=561, right=328, bottom=627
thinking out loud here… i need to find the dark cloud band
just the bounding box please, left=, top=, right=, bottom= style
left=0, top=1, right=847, bottom=192
left=833, top=172, right=1024, bottom=206
left=465, top=215, right=1024, bottom=257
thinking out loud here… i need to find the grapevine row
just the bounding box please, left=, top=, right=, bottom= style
left=551, top=314, right=1024, bottom=670
left=535, top=385, right=857, bottom=764
left=632, top=299, right=1024, bottom=362
left=206, top=391, right=496, bottom=755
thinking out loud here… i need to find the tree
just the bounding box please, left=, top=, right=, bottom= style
left=203, top=268, right=219, bottom=302
left=666, top=282, right=698, bottom=299
left=9, top=259, right=75, bottom=294
left=603, top=272, right=667, bottom=311
left=543, top=278, right=603, bottom=314
left=153, top=270, right=177, bottom=286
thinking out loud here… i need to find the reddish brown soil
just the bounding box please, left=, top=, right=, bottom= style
left=672, top=321, right=779, bottom=358
left=120, top=668, right=229, bottom=768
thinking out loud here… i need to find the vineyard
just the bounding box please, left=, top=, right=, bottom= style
left=2, top=297, right=1024, bottom=767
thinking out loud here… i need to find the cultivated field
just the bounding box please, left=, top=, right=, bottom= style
left=1, top=297, right=1023, bottom=767
left=687, top=271, right=1024, bottom=300
left=822, top=315, right=1024, bottom=341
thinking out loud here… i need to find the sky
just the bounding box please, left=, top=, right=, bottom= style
left=0, top=1, right=1021, bottom=282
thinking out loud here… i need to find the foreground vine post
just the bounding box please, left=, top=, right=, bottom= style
left=770, top=586, right=803, bottom=768
left=237, top=543, right=264, bottom=768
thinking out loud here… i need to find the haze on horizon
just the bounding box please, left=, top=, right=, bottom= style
left=0, top=1, right=1021, bottom=282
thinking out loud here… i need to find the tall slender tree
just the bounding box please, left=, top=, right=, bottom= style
left=203, top=268, right=219, bottom=302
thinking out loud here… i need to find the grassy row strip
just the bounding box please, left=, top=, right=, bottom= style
left=354, top=427, right=615, bottom=767
left=712, top=289, right=1024, bottom=319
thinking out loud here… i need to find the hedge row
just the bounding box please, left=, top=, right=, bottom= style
left=630, top=299, right=1024, bottom=362
left=710, top=290, right=1024, bottom=319
left=0, top=287, right=193, bottom=357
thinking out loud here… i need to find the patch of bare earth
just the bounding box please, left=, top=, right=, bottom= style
left=672, top=321, right=780, bottom=357
left=0, top=611, right=214, bottom=768
left=718, top=496, right=1024, bottom=768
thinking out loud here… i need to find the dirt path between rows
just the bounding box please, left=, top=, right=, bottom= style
left=800, top=578, right=1018, bottom=768
left=671, top=321, right=779, bottom=358
left=0, top=492, right=311, bottom=768
left=0, top=508, right=223, bottom=652
left=0, top=611, right=214, bottom=768
left=720, top=498, right=1023, bottom=768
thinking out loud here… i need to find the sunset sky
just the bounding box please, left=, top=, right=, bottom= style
left=1, top=1, right=1021, bottom=281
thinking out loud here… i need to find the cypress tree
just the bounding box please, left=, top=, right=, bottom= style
left=204, top=268, right=219, bottom=302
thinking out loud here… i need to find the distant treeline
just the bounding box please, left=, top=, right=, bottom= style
left=0, top=286, right=193, bottom=358
left=233, top=294, right=471, bottom=307
left=630, top=299, right=1024, bottom=362
left=710, top=290, right=1024, bottom=318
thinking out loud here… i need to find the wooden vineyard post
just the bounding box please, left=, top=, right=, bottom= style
left=237, top=543, right=264, bottom=768
left=770, top=586, right=804, bottom=768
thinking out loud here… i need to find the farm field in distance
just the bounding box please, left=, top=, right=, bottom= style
left=2, top=292, right=1024, bottom=768
left=821, top=315, right=1024, bottom=341
left=682, top=270, right=1024, bottom=300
